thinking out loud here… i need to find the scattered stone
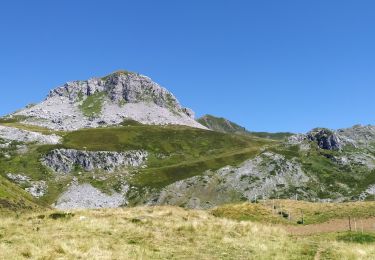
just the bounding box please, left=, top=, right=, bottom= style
left=54, top=183, right=126, bottom=209
left=6, top=173, right=31, bottom=184
left=25, top=181, right=47, bottom=198
left=6, top=173, right=47, bottom=198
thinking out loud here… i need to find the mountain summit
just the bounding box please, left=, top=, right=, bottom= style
left=11, top=71, right=205, bottom=130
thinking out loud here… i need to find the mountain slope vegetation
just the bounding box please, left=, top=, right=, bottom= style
left=197, top=114, right=293, bottom=140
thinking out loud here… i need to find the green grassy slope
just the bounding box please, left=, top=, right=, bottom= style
left=0, top=125, right=275, bottom=206
left=0, top=175, right=41, bottom=213
left=197, top=114, right=293, bottom=140
left=197, top=114, right=248, bottom=134
left=62, top=125, right=274, bottom=189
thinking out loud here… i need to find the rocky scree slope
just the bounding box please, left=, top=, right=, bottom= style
left=11, top=71, right=205, bottom=130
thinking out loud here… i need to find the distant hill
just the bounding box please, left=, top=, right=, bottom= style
left=197, top=114, right=248, bottom=134
left=197, top=114, right=293, bottom=140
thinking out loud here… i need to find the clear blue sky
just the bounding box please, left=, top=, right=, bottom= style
left=1, top=0, right=374, bottom=133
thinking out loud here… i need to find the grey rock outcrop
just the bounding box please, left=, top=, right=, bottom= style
left=288, top=125, right=375, bottom=151
left=6, top=173, right=47, bottom=198
left=25, top=181, right=47, bottom=198
left=307, top=128, right=342, bottom=150
left=42, top=149, right=148, bottom=173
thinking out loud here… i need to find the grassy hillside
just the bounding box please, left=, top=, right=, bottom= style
left=268, top=142, right=375, bottom=200
left=0, top=125, right=275, bottom=205
left=0, top=175, right=41, bottom=214
left=197, top=114, right=293, bottom=140
left=62, top=125, right=273, bottom=189
left=1, top=205, right=375, bottom=259
left=197, top=114, right=248, bottom=134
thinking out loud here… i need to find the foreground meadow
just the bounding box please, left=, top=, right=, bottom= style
left=1, top=205, right=375, bottom=259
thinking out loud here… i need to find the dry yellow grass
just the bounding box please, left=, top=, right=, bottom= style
left=212, top=200, right=375, bottom=225
left=0, top=206, right=375, bottom=259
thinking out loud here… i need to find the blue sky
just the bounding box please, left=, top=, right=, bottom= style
left=0, top=0, right=374, bottom=133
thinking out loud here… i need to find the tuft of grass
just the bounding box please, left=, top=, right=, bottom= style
left=49, top=212, right=74, bottom=220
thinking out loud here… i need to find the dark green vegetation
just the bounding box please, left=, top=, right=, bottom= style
left=337, top=232, right=375, bottom=244
left=197, top=114, right=293, bottom=140
left=48, top=212, right=75, bottom=220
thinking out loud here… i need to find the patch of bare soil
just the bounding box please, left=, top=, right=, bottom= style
left=284, top=217, right=375, bottom=235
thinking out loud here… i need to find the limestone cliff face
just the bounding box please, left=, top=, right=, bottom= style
left=42, top=149, right=148, bottom=173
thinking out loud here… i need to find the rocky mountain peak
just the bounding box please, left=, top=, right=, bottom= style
left=47, top=71, right=187, bottom=115
left=11, top=71, right=204, bottom=130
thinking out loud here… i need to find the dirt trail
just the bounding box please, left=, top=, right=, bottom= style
left=284, top=217, right=375, bottom=235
